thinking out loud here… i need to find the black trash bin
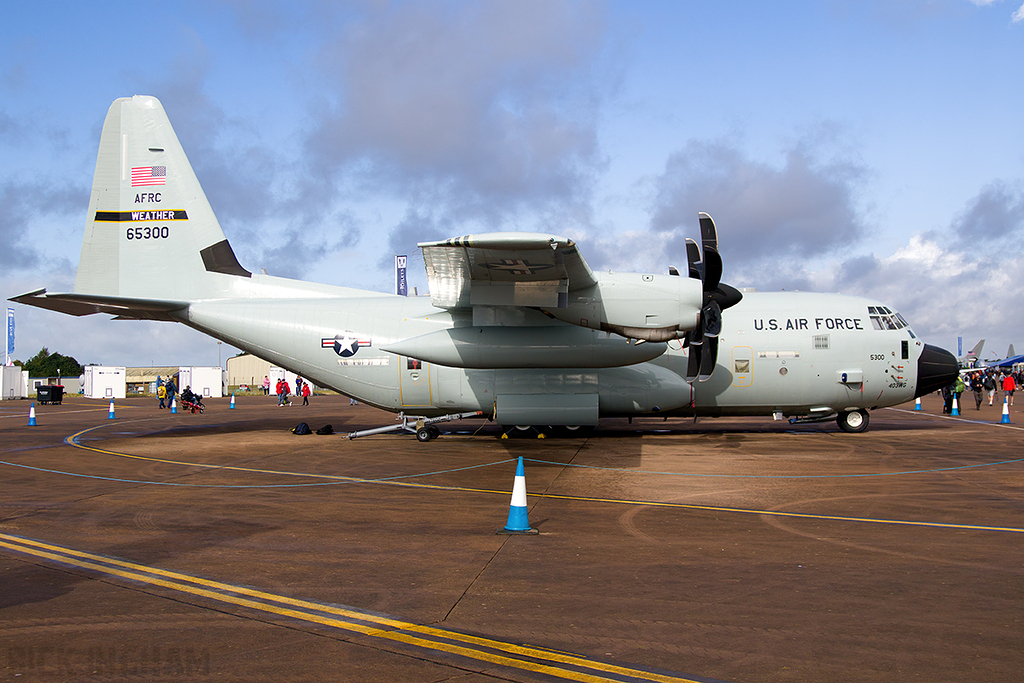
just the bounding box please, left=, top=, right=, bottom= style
left=37, top=385, right=64, bottom=405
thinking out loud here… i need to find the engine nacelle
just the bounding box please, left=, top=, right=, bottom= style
left=544, top=272, right=703, bottom=342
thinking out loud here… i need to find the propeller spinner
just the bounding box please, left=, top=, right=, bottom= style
left=683, top=213, right=743, bottom=383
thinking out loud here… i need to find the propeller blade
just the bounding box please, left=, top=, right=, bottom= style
left=698, top=336, right=718, bottom=382
left=702, top=245, right=722, bottom=292
left=703, top=300, right=722, bottom=337
left=689, top=312, right=704, bottom=346
left=668, top=265, right=680, bottom=276
left=710, top=283, right=744, bottom=310
left=685, top=343, right=702, bottom=383
left=685, top=238, right=702, bottom=279
left=680, top=212, right=731, bottom=384
left=698, top=212, right=718, bottom=256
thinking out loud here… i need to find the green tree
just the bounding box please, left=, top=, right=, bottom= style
left=22, top=347, right=84, bottom=378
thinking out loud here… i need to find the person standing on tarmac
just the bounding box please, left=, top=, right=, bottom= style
left=941, top=382, right=953, bottom=414
left=983, top=371, right=997, bottom=406
left=970, top=373, right=984, bottom=410
left=1003, top=372, right=1016, bottom=406
left=953, top=374, right=965, bottom=412
left=165, top=378, right=177, bottom=408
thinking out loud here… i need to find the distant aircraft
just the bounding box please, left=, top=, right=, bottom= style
left=10, top=96, right=958, bottom=438
left=958, top=339, right=985, bottom=368
left=963, top=344, right=1021, bottom=373
left=983, top=344, right=1016, bottom=366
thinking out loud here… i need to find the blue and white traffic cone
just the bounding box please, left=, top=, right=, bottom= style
left=1001, top=397, right=1011, bottom=424
left=499, top=456, right=538, bottom=534
left=170, top=397, right=177, bottom=414
left=229, top=392, right=236, bottom=409
left=28, top=401, right=37, bottom=426
left=951, top=395, right=959, bottom=416
left=914, top=397, right=922, bottom=411
left=107, top=399, right=116, bottom=419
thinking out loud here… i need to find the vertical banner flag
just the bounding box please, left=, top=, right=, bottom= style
left=395, top=255, right=408, bottom=296
left=958, top=336, right=962, bottom=358
left=6, top=308, right=13, bottom=365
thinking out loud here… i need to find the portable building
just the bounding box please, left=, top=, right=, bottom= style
left=83, top=366, right=126, bottom=399
left=178, top=366, right=223, bottom=398
left=1, top=367, right=28, bottom=400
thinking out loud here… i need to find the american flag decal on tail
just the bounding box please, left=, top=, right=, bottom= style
left=131, top=166, right=166, bottom=187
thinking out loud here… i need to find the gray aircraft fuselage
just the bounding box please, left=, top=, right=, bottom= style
left=183, top=281, right=937, bottom=422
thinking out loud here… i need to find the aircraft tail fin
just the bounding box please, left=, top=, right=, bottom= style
left=968, top=339, right=985, bottom=357
left=74, top=96, right=249, bottom=303
left=1009, top=344, right=1015, bottom=358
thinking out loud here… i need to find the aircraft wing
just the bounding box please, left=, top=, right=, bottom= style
left=9, top=288, right=188, bottom=321
left=418, top=232, right=598, bottom=309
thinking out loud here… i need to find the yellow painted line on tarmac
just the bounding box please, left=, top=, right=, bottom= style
left=65, top=424, right=514, bottom=485
left=62, top=424, right=1024, bottom=534
left=0, top=533, right=703, bottom=683
left=524, top=492, right=1024, bottom=534
left=65, top=423, right=362, bottom=480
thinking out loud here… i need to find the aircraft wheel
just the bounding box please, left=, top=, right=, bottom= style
left=428, top=425, right=440, bottom=439
left=837, top=409, right=869, bottom=433
left=416, top=426, right=433, bottom=442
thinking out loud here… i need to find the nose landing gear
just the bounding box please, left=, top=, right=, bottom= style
left=837, top=409, right=869, bottom=433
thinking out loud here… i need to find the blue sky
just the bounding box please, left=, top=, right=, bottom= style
left=3, top=0, right=1023, bottom=368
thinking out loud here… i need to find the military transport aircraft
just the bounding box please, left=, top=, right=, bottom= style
left=983, top=344, right=1017, bottom=368
left=10, top=96, right=958, bottom=438
left=958, top=339, right=986, bottom=369
left=962, top=344, right=1021, bottom=374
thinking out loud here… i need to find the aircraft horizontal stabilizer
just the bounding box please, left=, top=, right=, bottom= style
left=9, top=288, right=187, bottom=321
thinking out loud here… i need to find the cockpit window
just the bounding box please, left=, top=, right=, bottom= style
left=868, top=307, right=916, bottom=338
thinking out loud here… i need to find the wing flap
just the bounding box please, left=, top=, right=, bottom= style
left=418, top=232, right=597, bottom=309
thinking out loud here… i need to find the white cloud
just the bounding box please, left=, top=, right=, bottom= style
left=966, top=0, right=1024, bottom=20
left=885, top=234, right=969, bottom=275
left=306, top=0, right=608, bottom=216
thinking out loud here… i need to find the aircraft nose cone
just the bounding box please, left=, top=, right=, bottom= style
left=915, top=344, right=959, bottom=398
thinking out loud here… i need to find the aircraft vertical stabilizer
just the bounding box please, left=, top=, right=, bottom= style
left=74, top=95, right=248, bottom=303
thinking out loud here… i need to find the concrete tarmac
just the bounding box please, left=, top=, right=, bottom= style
left=1, top=393, right=1022, bottom=682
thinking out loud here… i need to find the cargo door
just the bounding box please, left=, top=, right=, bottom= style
left=399, top=357, right=434, bottom=408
